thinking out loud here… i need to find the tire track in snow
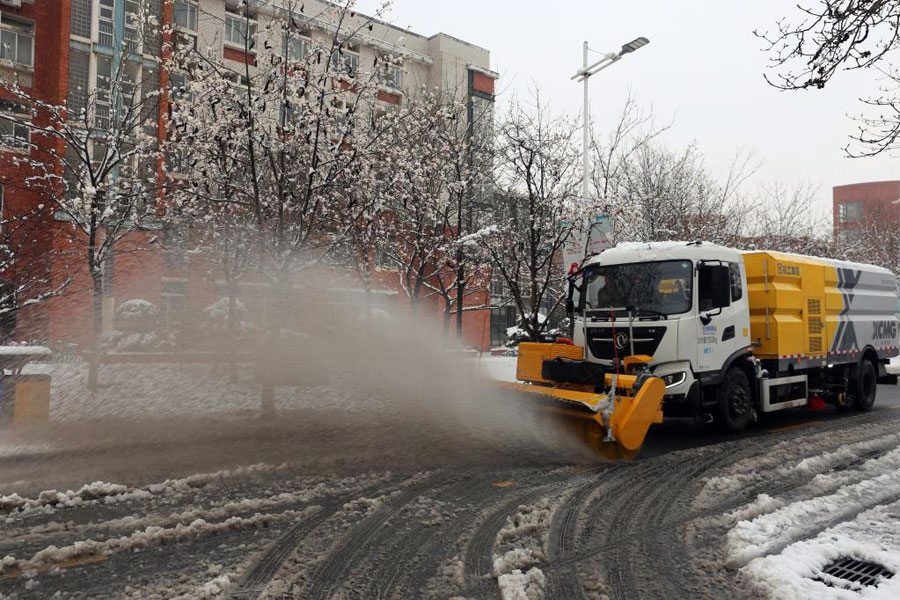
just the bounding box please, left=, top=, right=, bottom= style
left=544, top=466, right=630, bottom=600
left=364, top=470, right=504, bottom=599
left=303, top=475, right=440, bottom=600
left=228, top=479, right=400, bottom=600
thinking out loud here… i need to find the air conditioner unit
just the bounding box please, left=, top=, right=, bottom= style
left=0, top=0, right=22, bottom=8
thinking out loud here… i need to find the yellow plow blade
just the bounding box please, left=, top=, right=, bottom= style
left=498, top=375, right=665, bottom=457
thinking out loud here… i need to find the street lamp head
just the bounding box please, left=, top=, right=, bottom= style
left=620, top=36, right=650, bottom=55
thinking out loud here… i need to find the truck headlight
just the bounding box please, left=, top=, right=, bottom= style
left=660, top=371, right=687, bottom=388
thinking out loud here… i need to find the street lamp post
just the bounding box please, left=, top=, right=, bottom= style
left=571, top=37, right=649, bottom=257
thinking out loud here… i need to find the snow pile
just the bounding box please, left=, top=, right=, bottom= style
left=2, top=462, right=289, bottom=521
left=116, top=298, right=158, bottom=319
left=497, top=567, right=545, bottom=600
left=0, top=481, right=130, bottom=517
left=493, top=548, right=543, bottom=576
left=177, top=573, right=233, bottom=599
left=0, top=506, right=321, bottom=575
left=740, top=500, right=900, bottom=599
left=497, top=498, right=554, bottom=545
left=721, top=494, right=785, bottom=527
left=727, top=466, right=900, bottom=567
left=492, top=497, right=557, bottom=579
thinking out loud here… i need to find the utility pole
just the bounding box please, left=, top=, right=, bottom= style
left=572, top=36, right=650, bottom=259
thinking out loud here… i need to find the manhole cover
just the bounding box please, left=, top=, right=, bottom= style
left=818, top=557, right=894, bottom=588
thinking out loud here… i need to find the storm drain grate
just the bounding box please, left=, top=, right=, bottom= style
left=819, top=557, right=894, bottom=588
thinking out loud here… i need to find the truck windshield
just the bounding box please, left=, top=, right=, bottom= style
left=582, top=260, right=693, bottom=316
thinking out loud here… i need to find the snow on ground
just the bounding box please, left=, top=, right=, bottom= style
left=717, top=426, right=900, bottom=599
left=476, top=355, right=518, bottom=383
left=740, top=499, right=900, bottom=599
left=22, top=362, right=369, bottom=421
left=727, top=447, right=900, bottom=567
left=696, top=429, right=900, bottom=509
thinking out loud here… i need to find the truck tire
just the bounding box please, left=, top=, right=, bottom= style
left=716, top=367, right=753, bottom=432
left=851, top=358, right=877, bottom=412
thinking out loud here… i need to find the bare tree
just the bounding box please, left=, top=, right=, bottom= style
left=0, top=5, right=163, bottom=384
left=167, top=0, right=395, bottom=332
left=758, top=1, right=900, bottom=155
left=485, top=91, right=580, bottom=342
left=613, top=143, right=754, bottom=244
left=590, top=92, right=671, bottom=210
left=743, top=181, right=831, bottom=255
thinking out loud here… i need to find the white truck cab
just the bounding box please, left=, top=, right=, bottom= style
left=571, top=242, right=751, bottom=422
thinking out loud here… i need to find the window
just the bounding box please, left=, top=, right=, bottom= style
left=224, top=15, right=257, bottom=47
left=330, top=98, right=354, bottom=131
left=71, top=0, right=93, bottom=39
left=161, top=279, right=188, bottom=327
left=68, top=50, right=90, bottom=122
left=98, top=0, right=115, bottom=47
left=121, top=62, right=140, bottom=108
left=330, top=44, right=359, bottom=76
left=95, top=55, right=113, bottom=130
left=144, top=0, right=162, bottom=56
left=174, top=1, right=198, bottom=31
left=381, top=61, right=403, bottom=88
left=0, top=14, right=33, bottom=68
left=838, top=201, right=864, bottom=223
left=124, top=0, right=141, bottom=54
left=285, top=33, right=308, bottom=61
left=729, top=262, right=743, bottom=302
left=141, top=67, right=160, bottom=138
left=583, top=260, right=693, bottom=316
left=0, top=100, right=30, bottom=150
left=698, top=264, right=731, bottom=313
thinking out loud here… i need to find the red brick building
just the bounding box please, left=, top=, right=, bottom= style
left=833, top=180, right=900, bottom=245
left=0, top=1, right=497, bottom=351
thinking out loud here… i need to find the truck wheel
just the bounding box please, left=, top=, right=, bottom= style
left=851, top=359, right=877, bottom=412
left=717, top=368, right=753, bottom=432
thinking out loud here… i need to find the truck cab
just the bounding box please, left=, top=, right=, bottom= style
left=571, top=243, right=754, bottom=429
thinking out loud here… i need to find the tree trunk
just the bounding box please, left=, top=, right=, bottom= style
left=87, top=265, right=104, bottom=392
left=455, top=266, right=465, bottom=340
left=227, top=287, right=238, bottom=383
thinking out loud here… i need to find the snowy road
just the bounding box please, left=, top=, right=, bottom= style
left=2, top=387, right=900, bottom=599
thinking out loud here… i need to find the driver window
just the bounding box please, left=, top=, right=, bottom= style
left=698, top=265, right=731, bottom=312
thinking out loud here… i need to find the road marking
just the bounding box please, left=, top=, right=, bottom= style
left=2, top=554, right=106, bottom=579
left=493, top=481, right=516, bottom=488
left=767, top=421, right=825, bottom=434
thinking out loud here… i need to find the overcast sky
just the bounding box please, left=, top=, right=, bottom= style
left=355, top=0, right=900, bottom=222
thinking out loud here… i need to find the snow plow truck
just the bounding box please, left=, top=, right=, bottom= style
left=503, top=242, right=900, bottom=458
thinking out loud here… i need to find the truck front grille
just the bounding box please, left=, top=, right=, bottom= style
left=586, top=326, right=666, bottom=359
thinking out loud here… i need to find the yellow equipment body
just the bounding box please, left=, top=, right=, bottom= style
left=506, top=342, right=666, bottom=457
